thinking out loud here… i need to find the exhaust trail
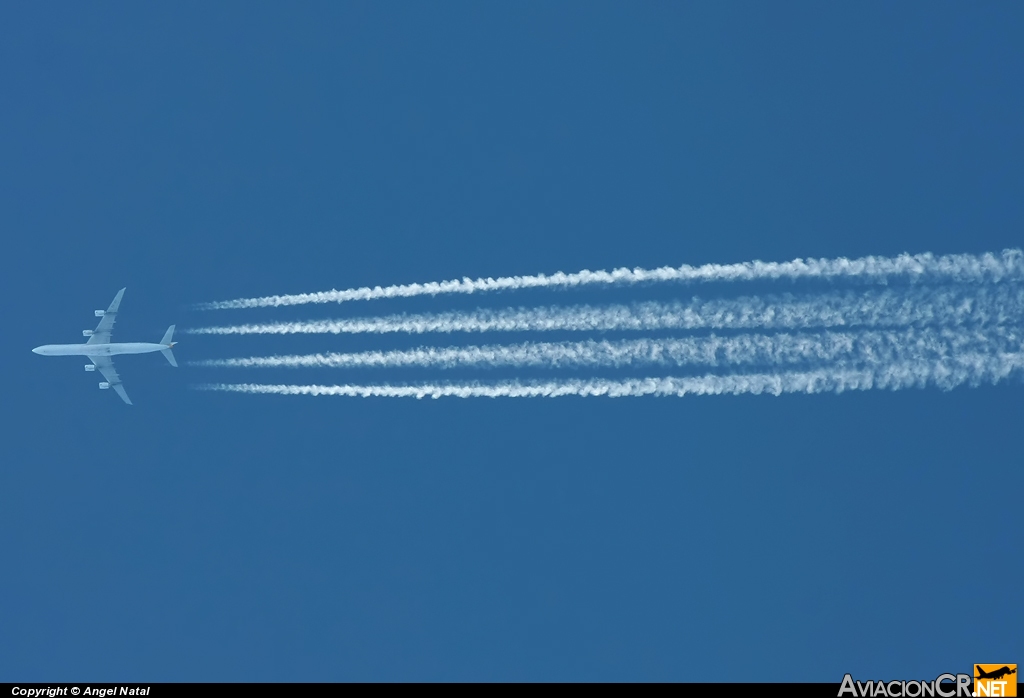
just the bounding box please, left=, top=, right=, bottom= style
left=185, top=285, right=1024, bottom=337
left=189, top=326, right=1024, bottom=371
left=195, top=249, right=1024, bottom=310
left=193, top=351, right=1024, bottom=399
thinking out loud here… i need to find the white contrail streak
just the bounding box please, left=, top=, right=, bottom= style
left=189, top=327, right=1024, bottom=371
left=185, top=285, right=1024, bottom=337
left=193, top=352, right=1024, bottom=399
left=195, top=249, right=1024, bottom=310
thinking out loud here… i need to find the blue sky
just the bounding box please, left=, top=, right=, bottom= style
left=1, top=2, right=1021, bottom=681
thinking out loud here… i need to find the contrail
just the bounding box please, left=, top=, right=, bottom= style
left=189, top=327, right=1024, bottom=371
left=185, top=285, right=1024, bottom=336
left=195, top=249, right=1024, bottom=310
left=193, top=352, right=1024, bottom=399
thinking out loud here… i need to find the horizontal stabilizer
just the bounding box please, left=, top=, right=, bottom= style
left=161, top=348, right=178, bottom=368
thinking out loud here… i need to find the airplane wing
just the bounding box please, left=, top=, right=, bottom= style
left=87, top=288, right=126, bottom=345
left=90, top=355, right=132, bottom=405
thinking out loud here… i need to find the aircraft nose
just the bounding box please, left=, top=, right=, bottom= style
left=31, top=347, right=41, bottom=354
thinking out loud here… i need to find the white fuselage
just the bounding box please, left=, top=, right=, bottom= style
left=32, top=343, right=167, bottom=357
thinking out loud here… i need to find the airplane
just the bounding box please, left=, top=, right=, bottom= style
left=976, top=666, right=1017, bottom=681
left=32, top=288, right=177, bottom=405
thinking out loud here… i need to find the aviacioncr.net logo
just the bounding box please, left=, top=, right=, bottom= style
left=839, top=673, right=972, bottom=697
left=974, top=665, right=1017, bottom=698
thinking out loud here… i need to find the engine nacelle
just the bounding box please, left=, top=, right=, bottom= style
left=85, top=364, right=95, bottom=372
left=82, top=329, right=94, bottom=337
left=95, top=310, right=106, bottom=317
left=98, top=382, right=110, bottom=390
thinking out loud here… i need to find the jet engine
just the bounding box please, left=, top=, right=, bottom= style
left=94, top=310, right=106, bottom=317
left=85, top=364, right=95, bottom=372
left=99, top=382, right=110, bottom=389
left=82, top=329, right=94, bottom=337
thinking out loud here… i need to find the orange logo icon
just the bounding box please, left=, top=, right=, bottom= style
left=975, top=665, right=1017, bottom=697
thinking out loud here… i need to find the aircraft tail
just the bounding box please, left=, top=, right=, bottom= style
left=161, top=348, right=178, bottom=367
left=160, top=325, right=178, bottom=367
